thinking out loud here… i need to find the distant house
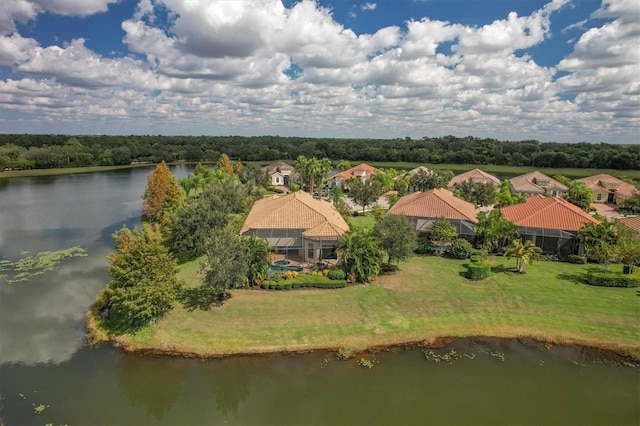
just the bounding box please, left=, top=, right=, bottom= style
left=408, top=166, right=433, bottom=176
left=327, top=163, right=380, bottom=188
left=240, top=191, right=349, bottom=262
left=387, top=188, right=478, bottom=240
left=263, top=161, right=296, bottom=187
left=501, top=195, right=600, bottom=255
left=578, top=174, right=638, bottom=205
left=448, top=168, right=500, bottom=188
left=617, top=216, right=640, bottom=236
left=510, top=171, right=567, bottom=198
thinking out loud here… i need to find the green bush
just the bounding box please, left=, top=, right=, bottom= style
left=449, top=238, right=473, bottom=260
left=259, top=274, right=347, bottom=290
left=327, top=268, right=346, bottom=280
left=466, top=261, right=491, bottom=280
left=415, top=235, right=435, bottom=255
left=567, top=255, right=587, bottom=264
left=586, top=271, right=640, bottom=288
left=469, top=254, right=482, bottom=263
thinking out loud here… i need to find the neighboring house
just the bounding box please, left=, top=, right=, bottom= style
left=578, top=174, right=638, bottom=205
left=240, top=191, right=349, bottom=262
left=617, top=216, right=640, bottom=236
left=447, top=168, right=500, bottom=188
left=501, top=195, right=600, bottom=255
left=327, top=163, right=380, bottom=187
left=263, top=161, right=296, bottom=187
left=408, top=166, right=433, bottom=176
left=387, top=188, right=478, bottom=240
left=510, top=171, right=567, bottom=197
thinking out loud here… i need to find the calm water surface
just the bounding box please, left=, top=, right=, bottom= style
left=0, top=167, right=638, bottom=425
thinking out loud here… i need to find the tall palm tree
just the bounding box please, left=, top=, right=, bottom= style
left=504, top=239, right=542, bottom=273
left=316, top=158, right=333, bottom=196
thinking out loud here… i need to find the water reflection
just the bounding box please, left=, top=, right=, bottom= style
left=117, top=354, right=188, bottom=420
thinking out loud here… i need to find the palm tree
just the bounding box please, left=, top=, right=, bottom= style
left=315, top=157, right=333, bottom=196
left=336, top=229, right=384, bottom=283
left=243, top=235, right=270, bottom=286
left=504, top=239, right=542, bottom=273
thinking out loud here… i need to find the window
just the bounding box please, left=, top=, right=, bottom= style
left=308, top=243, right=314, bottom=260
left=596, top=193, right=602, bottom=202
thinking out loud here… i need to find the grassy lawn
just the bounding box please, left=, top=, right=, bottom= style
left=113, top=256, right=640, bottom=358
left=348, top=213, right=377, bottom=230
left=0, top=164, right=158, bottom=179
left=366, top=162, right=640, bottom=180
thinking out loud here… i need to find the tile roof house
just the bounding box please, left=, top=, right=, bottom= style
left=510, top=171, right=568, bottom=198
left=448, top=168, right=500, bottom=188
left=578, top=174, right=638, bottom=205
left=240, top=191, right=349, bottom=262
left=388, top=188, right=478, bottom=238
left=408, top=166, right=433, bottom=176
left=327, top=163, right=380, bottom=187
left=617, top=216, right=640, bottom=235
left=263, top=161, right=297, bottom=187
left=501, top=195, right=600, bottom=255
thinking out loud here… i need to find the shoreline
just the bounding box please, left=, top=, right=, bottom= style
left=100, top=333, right=640, bottom=362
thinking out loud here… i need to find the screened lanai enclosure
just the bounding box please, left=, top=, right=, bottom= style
left=516, top=226, right=583, bottom=256
left=242, top=228, right=339, bottom=263
left=414, top=217, right=478, bottom=243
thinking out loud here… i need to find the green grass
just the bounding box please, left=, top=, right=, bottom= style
left=0, top=164, right=155, bottom=179
left=348, top=213, right=377, bottom=230
left=112, top=256, right=640, bottom=358
left=367, top=162, right=640, bottom=180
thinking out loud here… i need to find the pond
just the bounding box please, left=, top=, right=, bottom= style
left=0, top=167, right=638, bottom=425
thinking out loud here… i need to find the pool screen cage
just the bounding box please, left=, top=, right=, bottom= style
left=516, top=227, right=581, bottom=256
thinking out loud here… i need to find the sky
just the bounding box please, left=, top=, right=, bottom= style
left=0, top=0, right=638, bottom=143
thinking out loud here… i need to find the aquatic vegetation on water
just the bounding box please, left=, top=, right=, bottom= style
left=33, top=404, right=48, bottom=414
left=0, top=247, right=87, bottom=284
left=357, top=357, right=377, bottom=369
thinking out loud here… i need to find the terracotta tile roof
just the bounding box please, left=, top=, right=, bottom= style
left=240, top=191, right=349, bottom=239
left=328, top=163, right=381, bottom=181
left=510, top=171, right=567, bottom=194
left=263, top=161, right=294, bottom=175
left=448, top=168, right=500, bottom=187
left=617, top=216, right=640, bottom=234
left=388, top=188, right=478, bottom=223
left=500, top=195, right=599, bottom=231
left=408, top=166, right=433, bottom=176
left=578, top=174, right=638, bottom=198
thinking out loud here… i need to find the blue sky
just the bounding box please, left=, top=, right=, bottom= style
left=0, top=0, right=638, bottom=143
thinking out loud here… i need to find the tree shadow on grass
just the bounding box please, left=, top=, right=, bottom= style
left=557, top=272, right=589, bottom=285
left=491, top=264, right=515, bottom=275
left=178, top=287, right=223, bottom=312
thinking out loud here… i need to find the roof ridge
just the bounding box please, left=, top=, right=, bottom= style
left=432, top=188, right=475, bottom=221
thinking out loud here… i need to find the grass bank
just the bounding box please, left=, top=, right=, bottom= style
left=367, top=162, right=640, bottom=180
left=107, top=256, right=640, bottom=359
left=0, top=164, right=156, bottom=179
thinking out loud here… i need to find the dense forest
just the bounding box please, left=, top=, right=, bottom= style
left=1, top=134, right=639, bottom=170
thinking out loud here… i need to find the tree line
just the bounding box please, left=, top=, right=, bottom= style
left=2, top=134, right=639, bottom=171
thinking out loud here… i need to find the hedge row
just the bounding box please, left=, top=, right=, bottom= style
left=567, top=255, right=587, bottom=264
left=586, top=271, right=640, bottom=288
left=260, top=279, right=347, bottom=290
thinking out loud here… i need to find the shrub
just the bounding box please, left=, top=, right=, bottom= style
left=261, top=281, right=271, bottom=289
left=469, top=254, right=482, bottom=263
left=269, top=282, right=278, bottom=290
left=322, top=268, right=330, bottom=277
left=284, top=282, right=292, bottom=290
left=449, top=238, right=473, bottom=259
left=586, top=271, right=640, bottom=288
left=327, top=269, right=346, bottom=280
left=415, top=235, right=435, bottom=255
left=466, top=261, right=491, bottom=280
left=567, top=255, right=587, bottom=264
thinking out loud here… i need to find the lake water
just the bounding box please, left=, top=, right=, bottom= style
left=0, top=167, right=638, bottom=425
